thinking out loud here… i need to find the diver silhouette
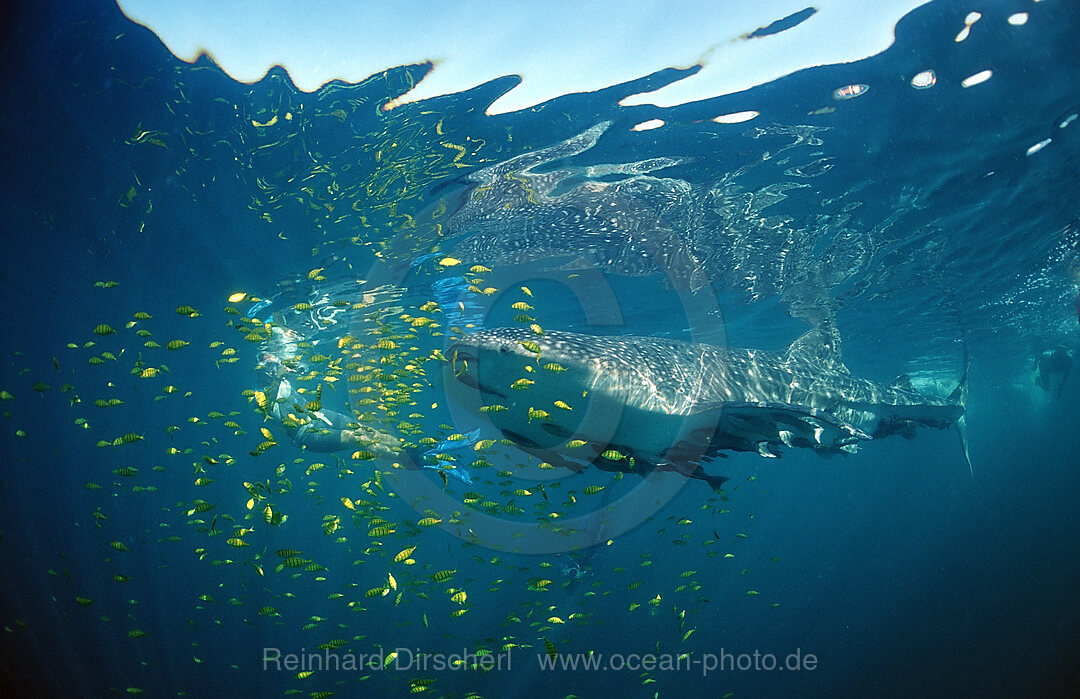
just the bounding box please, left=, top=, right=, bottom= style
left=1034, top=346, right=1073, bottom=399
left=255, top=325, right=473, bottom=483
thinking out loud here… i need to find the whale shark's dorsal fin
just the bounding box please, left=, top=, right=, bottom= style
left=785, top=323, right=848, bottom=374
left=889, top=374, right=915, bottom=392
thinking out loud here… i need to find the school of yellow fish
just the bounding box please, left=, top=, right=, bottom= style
left=0, top=79, right=779, bottom=699
left=3, top=266, right=781, bottom=698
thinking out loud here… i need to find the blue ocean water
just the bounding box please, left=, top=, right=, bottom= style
left=1, top=1, right=1079, bottom=697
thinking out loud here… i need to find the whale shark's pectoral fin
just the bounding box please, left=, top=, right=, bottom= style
left=688, top=468, right=730, bottom=492
left=536, top=449, right=588, bottom=474
left=502, top=431, right=588, bottom=473
left=654, top=458, right=730, bottom=492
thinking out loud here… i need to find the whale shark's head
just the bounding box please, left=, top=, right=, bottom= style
left=451, top=327, right=600, bottom=378
left=448, top=328, right=645, bottom=404
left=447, top=329, right=634, bottom=451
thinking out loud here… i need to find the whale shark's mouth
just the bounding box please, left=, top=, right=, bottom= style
left=450, top=348, right=476, bottom=367
left=455, top=371, right=508, bottom=399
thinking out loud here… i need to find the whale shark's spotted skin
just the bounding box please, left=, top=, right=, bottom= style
left=448, top=328, right=967, bottom=486
left=446, top=122, right=711, bottom=290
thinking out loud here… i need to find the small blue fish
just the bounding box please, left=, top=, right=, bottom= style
left=423, top=428, right=481, bottom=457
left=420, top=461, right=473, bottom=485
left=421, top=428, right=481, bottom=484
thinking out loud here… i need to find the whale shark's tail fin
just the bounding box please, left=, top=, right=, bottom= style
left=955, top=416, right=972, bottom=478
left=948, top=319, right=972, bottom=478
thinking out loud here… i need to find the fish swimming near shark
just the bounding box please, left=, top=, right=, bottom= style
left=447, top=326, right=971, bottom=490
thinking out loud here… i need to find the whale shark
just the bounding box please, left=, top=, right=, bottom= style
left=447, top=326, right=970, bottom=488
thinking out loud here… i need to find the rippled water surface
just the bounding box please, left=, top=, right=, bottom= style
left=1, top=1, right=1078, bottom=697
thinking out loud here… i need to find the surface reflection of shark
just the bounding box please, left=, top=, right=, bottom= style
left=448, top=326, right=971, bottom=485
left=445, top=121, right=712, bottom=290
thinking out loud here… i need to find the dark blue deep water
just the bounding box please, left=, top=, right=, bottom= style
left=2, top=1, right=1079, bottom=697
